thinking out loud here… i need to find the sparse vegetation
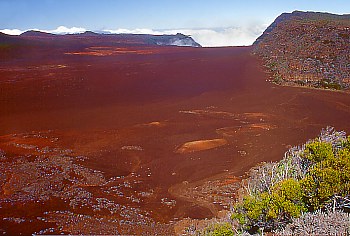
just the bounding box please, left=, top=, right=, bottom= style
left=272, top=73, right=284, bottom=85
left=275, top=210, right=350, bottom=235
left=195, top=127, right=350, bottom=235
left=202, top=222, right=235, bottom=236
left=318, top=78, right=342, bottom=90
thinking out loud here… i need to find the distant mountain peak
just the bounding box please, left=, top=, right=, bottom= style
left=20, top=30, right=54, bottom=37
left=78, top=31, right=99, bottom=36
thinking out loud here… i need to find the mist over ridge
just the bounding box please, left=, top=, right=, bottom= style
left=0, top=24, right=267, bottom=47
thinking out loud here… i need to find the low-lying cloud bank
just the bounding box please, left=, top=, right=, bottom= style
left=0, top=25, right=266, bottom=47
left=0, top=26, right=86, bottom=36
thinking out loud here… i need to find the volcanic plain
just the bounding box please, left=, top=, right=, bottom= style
left=1, top=34, right=350, bottom=235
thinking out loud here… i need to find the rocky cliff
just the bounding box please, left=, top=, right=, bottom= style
left=254, top=11, right=350, bottom=90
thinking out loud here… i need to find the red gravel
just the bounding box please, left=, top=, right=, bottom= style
left=1, top=43, right=350, bottom=234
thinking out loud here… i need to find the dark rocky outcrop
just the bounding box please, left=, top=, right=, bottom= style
left=151, top=33, right=201, bottom=47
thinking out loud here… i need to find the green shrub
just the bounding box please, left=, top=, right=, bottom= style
left=301, top=145, right=350, bottom=211
left=303, top=141, right=334, bottom=163
left=203, top=222, right=234, bottom=236
left=318, top=79, right=342, bottom=90
left=232, top=179, right=306, bottom=232
left=271, top=179, right=306, bottom=216
left=272, top=73, right=283, bottom=84
left=231, top=128, right=350, bottom=233
left=343, top=136, right=350, bottom=150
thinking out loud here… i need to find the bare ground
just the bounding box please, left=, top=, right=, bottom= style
left=1, top=45, right=350, bottom=234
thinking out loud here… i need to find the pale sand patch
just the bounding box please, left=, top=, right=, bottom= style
left=175, top=139, right=227, bottom=154
left=216, top=126, right=240, bottom=136
left=216, top=123, right=276, bottom=136
left=135, top=121, right=166, bottom=128
left=65, top=47, right=155, bottom=56
left=243, top=112, right=269, bottom=118
left=249, top=123, right=276, bottom=130
left=179, top=110, right=236, bottom=119
left=147, top=121, right=164, bottom=126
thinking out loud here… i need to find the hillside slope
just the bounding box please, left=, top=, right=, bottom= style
left=19, top=31, right=201, bottom=47
left=254, top=11, right=350, bottom=90
left=0, top=31, right=201, bottom=59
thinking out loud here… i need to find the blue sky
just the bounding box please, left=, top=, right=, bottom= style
left=1, top=0, right=349, bottom=46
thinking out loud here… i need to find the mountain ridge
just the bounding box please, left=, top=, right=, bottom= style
left=255, top=11, right=350, bottom=45
left=10, top=30, right=201, bottom=47
left=253, top=10, right=350, bottom=90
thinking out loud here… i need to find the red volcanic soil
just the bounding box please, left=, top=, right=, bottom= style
left=0, top=43, right=350, bottom=235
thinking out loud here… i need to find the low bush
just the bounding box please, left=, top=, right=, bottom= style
left=232, top=178, right=306, bottom=232
left=231, top=127, right=350, bottom=233
left=202, top=222, right=234, bottom=236
left=275, top=210, right=350, bottom=235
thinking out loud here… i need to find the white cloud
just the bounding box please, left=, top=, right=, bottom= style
left=104, top=25, right=267, bottom=47
left=170, top=25, right=267, bottom=47
left=173, top=28, right=253, bottom=47
left=106, top=28, right=164, bottom=35
left=0, top=26, right=86, bottom=35
left=0, top=25, right=267, bottom=47
left=48, top=26, right=86, bottom=34
left=0, top=29, right=24, bottom=35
